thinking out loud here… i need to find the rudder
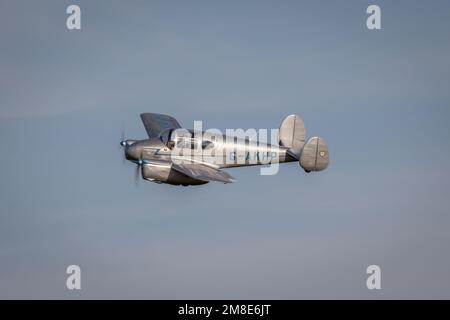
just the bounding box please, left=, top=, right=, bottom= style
left=299, top=137, right=329, bottom=172
left=278, top=114, right=306, bottom=158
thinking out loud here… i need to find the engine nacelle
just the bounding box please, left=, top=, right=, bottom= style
left=142, top=161, right=172, bottom=182
left=300, top=137, right=329, bottom=172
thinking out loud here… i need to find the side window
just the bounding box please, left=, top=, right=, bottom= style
left=190, top=139, right=199, bottom=150
left=202, top=140, right=214, bottom=150
left=176, top=138, right=188, bottom=148
left=177, top=138, right=199, bottom=149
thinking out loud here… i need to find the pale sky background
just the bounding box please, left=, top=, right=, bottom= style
left=1, top=0, right=450, bottom=299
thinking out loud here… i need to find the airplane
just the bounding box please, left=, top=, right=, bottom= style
left=120, top=113, right=329, bottom=186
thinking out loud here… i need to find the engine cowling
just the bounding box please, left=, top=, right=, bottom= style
left=142, top=161, right=172, bottom=182
left=300, top=137, right=329, bottom=172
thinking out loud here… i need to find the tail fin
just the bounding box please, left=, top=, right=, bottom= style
left=299, top=137, right=329, bottom=172
left=279, top=114, right=306, bottom=158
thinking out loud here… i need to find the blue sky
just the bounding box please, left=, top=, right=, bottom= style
left=1, top=0, right=450, bottom=298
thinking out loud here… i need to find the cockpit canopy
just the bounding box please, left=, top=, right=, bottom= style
left=160, top=128, right=215, bottom=150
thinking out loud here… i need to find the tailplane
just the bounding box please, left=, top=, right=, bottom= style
left=279, top=114, right=329, bottom=172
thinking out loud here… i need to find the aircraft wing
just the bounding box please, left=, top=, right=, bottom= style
left=140, top=113, right=181, bottom=138
left=172, top=162, right=235, bottom=184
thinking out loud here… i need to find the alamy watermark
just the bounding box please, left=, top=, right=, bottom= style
left=66, top=5, right=81, bottom=30
left=366, top=265, right=382, bottom=290
left=66, top=265, right=81, bottom=290
left=163, top=120, right=281, bottom=176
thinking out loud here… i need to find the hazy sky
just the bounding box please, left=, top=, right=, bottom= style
left=1, top=0, right=450, bottom=299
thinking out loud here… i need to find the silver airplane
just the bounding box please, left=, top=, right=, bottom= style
left=120, top=113, right=329, bottom=186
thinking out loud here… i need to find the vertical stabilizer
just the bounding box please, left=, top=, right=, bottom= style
left=279, top=114, right=306, bottom=158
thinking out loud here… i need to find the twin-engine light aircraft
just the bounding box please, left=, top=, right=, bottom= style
left=120, top=113, right=329, bottom=186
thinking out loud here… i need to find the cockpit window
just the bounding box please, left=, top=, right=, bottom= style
left=162, top=129, right=214, bottom=151
left=159, top=129, right=172, bottom=145
left=176, top=138, right=187, bottom=148
left=177, top=138, right=198, bottom=150
left=201, top=140, right=214, bottom=150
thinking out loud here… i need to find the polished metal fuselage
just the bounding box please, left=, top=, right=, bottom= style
left=125, top=131, right=297, bottom=169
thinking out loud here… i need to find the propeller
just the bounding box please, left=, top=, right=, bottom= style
left=119, top=124, right=127, bottom=164
left=119, top=123, right=144, bottom=186
left=134, top=152, right=144, bottom=186
left=120, top=124, right=127, bottom=147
